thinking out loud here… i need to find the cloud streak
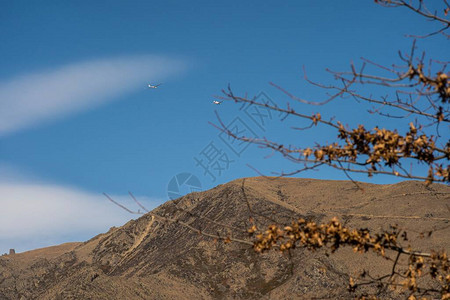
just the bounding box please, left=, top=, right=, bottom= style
left=0, top=55, right=187, bottom=137
left=0, top=165, right=161, bottom=254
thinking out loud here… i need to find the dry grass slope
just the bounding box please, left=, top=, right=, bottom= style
left=0, top=177, right=448, bottom=299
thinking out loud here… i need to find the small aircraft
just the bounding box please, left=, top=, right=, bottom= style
left=212, top=100, right=223, bottom=105
left=148, top=83, right=162, bottom=89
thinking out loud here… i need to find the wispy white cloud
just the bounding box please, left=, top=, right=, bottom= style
left=0, top=55, right=187, bottom=137
left=0, top=165, right=161, bottom=254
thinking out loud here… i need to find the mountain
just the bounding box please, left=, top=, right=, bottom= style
left=0, top=177, right=449, bottom=299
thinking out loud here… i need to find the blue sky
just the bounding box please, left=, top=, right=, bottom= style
left=0, top=1, right=447, bottom=253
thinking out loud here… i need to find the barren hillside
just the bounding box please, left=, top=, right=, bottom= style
left=0, top=177, right=449, bottom=299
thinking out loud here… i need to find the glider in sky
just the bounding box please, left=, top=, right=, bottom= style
left=148, top=83, right=162, bottom=89
left=212, top=100, right=223, bottom=105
